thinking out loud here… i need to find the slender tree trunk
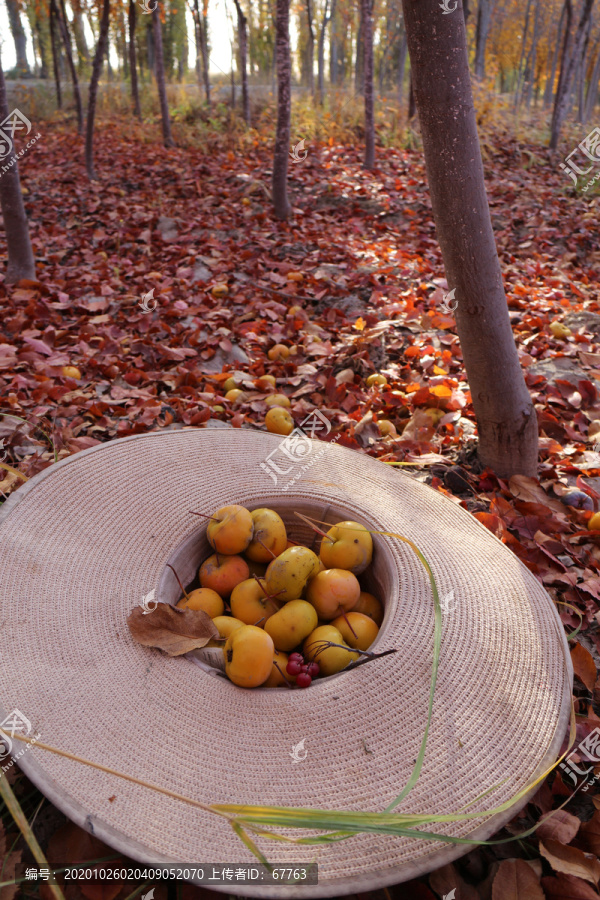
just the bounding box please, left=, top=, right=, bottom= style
left=514, top=0, right=533, bottom=110
left=550, top=0, right=595, bottom=149
left=584, top=45, right=600, bottom=122
left=233, top=0, right=250, bottom=123
left=526, top=0, right=541, bottom=110
left=128, top=0, right=142, bottom=118
left=330, top=4, right=338, bottom=85
left=0, top=49, right=36, bottom=283
left=195, top=0, right=211, bottom=106
left=152, top=5, right=175, bottom=146
left=398, top=23, right=407, bottom=103
left=272, top=0, right=291, bottom=220
left=474, top=0, right=491, bottom=81
left=401, top=0, right=538, bottom=477
left=49, top=0, right=63, bottom=108
left=6, top=0, right=30, bottom=76
left=577, top=18, right=592, bottom=121
left=56, top=0, right=84, bottom=132
left=355, top=13, right=364, bottom=94
left=85, top=0, right=110, bottom=179
left=71, top=7, right=90, bottom=67
left=305, top=0, right=315, bottom=94
left=362, top=0, right=374, bottom=169
left=544, top=1, right=567, bottom=108
left=317, top=0, right=334, bottom=104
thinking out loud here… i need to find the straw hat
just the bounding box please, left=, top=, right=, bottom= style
left=0, top=428, right=571, bottom=897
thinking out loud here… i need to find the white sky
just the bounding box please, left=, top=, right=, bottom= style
left=0, top=0, right=243, bottom=76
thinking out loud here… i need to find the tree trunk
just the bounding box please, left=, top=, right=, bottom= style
left=400, top=0, right=538, bottom=477
left=317, top=0, right=334, bottom=104
left=550, top=0, right=595, bottom=149
left=85, top=0, right=110, bottom=179
left=6, top=0, right=30, bottom=76
left=305, top=0, right=315, bottom=94
left=71, top=6, right=90, bottom=66
left=398, top=23, right=407, bottom=103
left=514, top=0, right=533, bottom=110
left=0, top=49, right=36, bottom=283
left=577, top=17, right=592, bottom=121
left=408, top=68, right=415, bottom=119
left=195, top=0, right=211, bottom=107
left=544, top=1, right=567, bottom=108
left=153, top=5, right=175, bottom=146
left=56, top=0, right=84, bottom=132
left=584, top=45, right=600, bottom=123
left=128, top=0, right=142, bottom=118
left=272, top=0, right=291, bottom=220
left=49, top=0, right=63, bottom=108
left=330, top=4, right=338, bottom=85
left=355, top=12, right=364, bottom=94
left=474, top=0, right=491, bottom=81
left=362, top=0, right=375, bottom=169
left=526, top=0, right=541, bottom=109
left=233, top=0, right=250, bottom=123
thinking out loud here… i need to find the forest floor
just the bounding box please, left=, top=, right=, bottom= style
left=1, top=116, right=600, bottom=899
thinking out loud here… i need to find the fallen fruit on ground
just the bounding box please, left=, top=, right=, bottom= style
left=62, top=366, right=82, bottom=379
left=265, top=599, right=319, bottom=651
left=224, top=625, right=274, bottom=687
left=265, top=393, right=291, bottom=408
left=268, top=344, right=290, bottom=361
left=224, top=388, right=245, bottom=403
left=588, top=512, right=600, bottom=530
left=256, top=374, right=276, bottom=390
left=265, top=407, right=294, bottom=435
left=319, top=521, right=373, bottom=574
left=366, top=374, right=387, bottom=388
left=207, top=505, right=254, bottom=555
left=550, top=320, right=572, bottom=339
left=378, top=420, right=397, bottom=437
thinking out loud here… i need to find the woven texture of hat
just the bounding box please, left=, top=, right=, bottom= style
left=0, top=429, right=571, bottom=897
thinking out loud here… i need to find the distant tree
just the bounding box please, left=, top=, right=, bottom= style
left=272, top=0, right=291, bottom=219
left=233, top=0, right=250, bottom=124
left=401, top=0, right=538, bottom=477
left=0, top=48, right=36, bottom=282
left=55, top=0, right=84, bottom=132
left=474, top=0, right=492, bottom=80
left=550, top=0, right=595, bottom=148
left=128, top=0, right=142, bottom=117
left=361, top=0, right=374, bottom=168
left=49, top=0, right=63, bottom=107
left=304, top=0, right=315, bottom=93
left=317, top=0, right=335, bottom=102
left=6, top=0, right=31, bottom=76
left=153, top=4, right=175, bottom=146
left=85, top=0, right=111, bottom=178
left=192, top=0, right=211, bottom=106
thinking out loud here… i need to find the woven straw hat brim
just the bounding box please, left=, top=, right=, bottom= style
left=0, top=429, right=572, bottom=897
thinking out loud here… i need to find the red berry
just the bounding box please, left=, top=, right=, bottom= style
left=289, top=652, right=304, bottom=663
left=296, top=672, right=312, bottom=688
left=307, top=662, right=320, bottom=677
left=286, top=660, right=303, bottom=676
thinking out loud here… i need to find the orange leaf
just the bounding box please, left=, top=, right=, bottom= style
left=540, top=839, right=600, bottom=885
left=430, top=384, right=452, bottom=398
left=353, top=317, right=366, bottom=331
left=571, top=643, right=597, bottom=693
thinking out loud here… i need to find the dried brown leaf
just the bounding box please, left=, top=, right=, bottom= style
left=571, top=643, right=597, bottom=692
left=541, top=874, right=600, bottom=899
left=537, top=809, right=581, bottom=844
left=540, top=839, right=600, bottom=886
left=508, top=475, right=567, bottom=516
left=492, top=858, right=545, bottom=900
left=128, top=603, right=219, bottom=656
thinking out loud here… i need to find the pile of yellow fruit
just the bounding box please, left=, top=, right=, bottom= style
left=178, top=506, right=383, bottom=689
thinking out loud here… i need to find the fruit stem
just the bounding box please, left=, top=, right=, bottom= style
left=293, top=511, right=334, bottom=543
left=253, top=575, right=283, bottom=608
left=256, top=537, right=277, bottom=560
left=340, top=608, right=358, bottom=639
left=273, top=661, right=293, bottom=688
left=253, top=617, right=266, bottom=627
left=166, top=564, right=191, bottom=602
left=189, top=511, right=220, bottom=521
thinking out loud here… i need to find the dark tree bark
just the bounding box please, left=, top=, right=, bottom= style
left=128, top=0, right=142, bottom=118
left=474, top=0, right=491, bottom=80
left=56, top=0, right=84, bottom=132
left=550, top=0, right=595, bottom=149
left=514, top=0, right=533, bottom=109
left=49, top=0, right=62, bottom=108
left=525, top=0, right=541, bottom=110
left=317, top=0, right=335, bottom=103
left=305, top=0, right=315, bottom=94
left=584, top=44, right=600, bottom=123
left=153, top=5, right=175, bottom=146
left=398, top=22, right=407, bottom=103
left=361, top=0, right=374, bottom=169
left=407, top=68, right=415, bottom=119
left=544, top=1, right=567, bottom=108
left=355, top=12, right=364, bottom=93
left=71, top=5, right=90, bottom=66
left=6, top=0, right=30, bottom=75
left=233, top=0, right=250, bottom=123
left=85, top=0, right=111, bottom=179
left=577, top=18, right=593, bottom=122
left=400, top=0, right=538, bottom=477
left=194, top=0, right=211, bottom=106
left=0, top=48, right=36, bottom=282
left=272, top=0, right=291, bottom=220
